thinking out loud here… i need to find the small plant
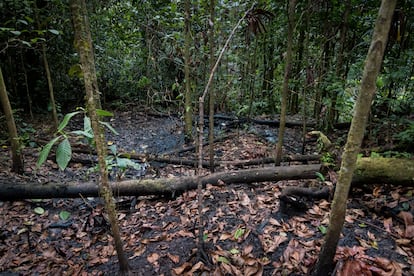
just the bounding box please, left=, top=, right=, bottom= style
left=36, top=107, right=118, bottom=171
left=100, top=144, right=144, bottom=180
left=320, top=152, right=334, bottom=165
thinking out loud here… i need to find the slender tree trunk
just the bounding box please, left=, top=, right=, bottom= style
left=34, top=1, right=59, bottom=129
left=275, top=0, right=295, bottom=165
left=329, top=0, right=351, bottom=125
left=183, top=0, right=193, bottom=143
left=20, top=54, right=33, bottom=119
left=301, top=0, right=311, bottom=154
left=311, top=1, right=396, bottom=274
left=0, top=67, right=24, bottom=174
left=42, top=44, right=59, bottom=130
left=208, top=0, right=216, bottom=171
left=69, top=0, right=130, bottom=274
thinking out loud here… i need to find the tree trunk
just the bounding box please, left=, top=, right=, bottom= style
left=34, top=1, right=59, bottom=129
left=0, top=67, right=24, bottom=174
left=311, top=1, right=397, bottom=275
left=208, top=0, right=216, bottom=172
left=69, top=0, right=129, bottom=274
left=275, top=0, right=295, bottom=165
left=183, top=0, right=193, bottom=143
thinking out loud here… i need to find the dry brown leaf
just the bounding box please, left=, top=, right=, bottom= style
left=167, top=253, right=180, bottom=264
left=171, top=262, right=192, bottom=275
left=383, top=217, right=393, bottom=233
left=147, top=252, right=160, bottom=264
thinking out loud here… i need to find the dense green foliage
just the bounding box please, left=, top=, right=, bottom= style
left=1, top=0, right=413, bottom=149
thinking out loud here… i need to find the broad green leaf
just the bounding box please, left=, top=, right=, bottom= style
left=56, top=138, right=72, bottom=170
left=10, top=30, right=21, bottom=35
left=57, top=111, right=82, bottom=133
left=36, top=136, right=60, bottom=168
left=230, top=248, right=240, bottom=254
left=99, top=121, right=119, bottom=135
left=34, top=207, right=45, bottom=215
left=59, top=210, right=71, bottom=220
left=48, top=29, right=60, bottom=35
left=96, top=109, right=114, bottom=117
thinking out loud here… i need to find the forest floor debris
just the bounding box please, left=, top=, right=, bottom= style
left=0, top=111, right=413, bottom=275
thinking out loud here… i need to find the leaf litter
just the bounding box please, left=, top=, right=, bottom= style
left=0, top=112, right=413, bottom=275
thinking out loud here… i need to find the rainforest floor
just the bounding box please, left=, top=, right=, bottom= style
left=0, top=107, right=413, bottom=275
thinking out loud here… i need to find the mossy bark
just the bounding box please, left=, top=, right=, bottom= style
left=312, top=1, right=397, bottom=275
left=69, top=0, right=129, bottom=274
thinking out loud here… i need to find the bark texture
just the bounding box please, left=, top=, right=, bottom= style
left=1, top=158, right=412, bottom=200
left=0, top=67, right=24, bottom=173
left=311, top=1, right=397, bottom=275
left=70, top=0, right=129, bottom=273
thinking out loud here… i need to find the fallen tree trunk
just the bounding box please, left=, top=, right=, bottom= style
left=0, top=157, right=413, bottom=200
left=0, top=164, right=321, bottom=200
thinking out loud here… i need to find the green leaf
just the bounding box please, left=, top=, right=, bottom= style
left=315, top=172, right=325, bottom=182
left=108, top=144, right=117, bottom=155
left=99, top=121, right=119, bottom=135
left=34, top=207, right=45, bottom=215
left=318, top=225, right=327, bottom=234
left=230, top=248, right=240, bottom=254
left=84, top=116, right=92, bottom=132
left=17, top=19, right=28, bottom=25
left=48, top=29, right=60, bottom=35
left=36, top=136, right=60, bottom=168
left=56, top=138, right=72, bottom=170
left=21, top=40, right=32, bottom=47
left=234, top=228, right=245, bottom=239
left=57, top=111, right=82, bottom=133
left=96, top=109, right=114, bottom=117
left=68, top=64, right=83, bottom=78
left=217, top=256, right=229, bottom=264
left=71, top=130, right=94, bottom=139
left=10, top=30, right=21, bottom=35
left=59, top=210, right=71, bottom=220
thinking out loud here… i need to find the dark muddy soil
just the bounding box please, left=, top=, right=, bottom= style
left=0, top=109, right=413, bottom=275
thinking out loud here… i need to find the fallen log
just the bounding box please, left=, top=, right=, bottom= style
left=0, top=157, right=412, bottom=200
left=0, top=164, right=321, bottom=200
